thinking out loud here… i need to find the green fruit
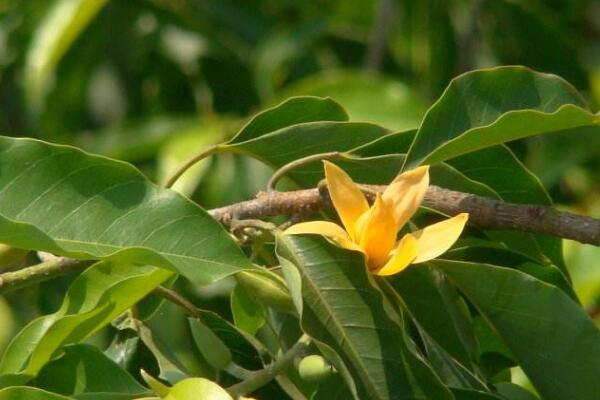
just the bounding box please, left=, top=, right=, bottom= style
left=298, top=355, right=333, bottom=383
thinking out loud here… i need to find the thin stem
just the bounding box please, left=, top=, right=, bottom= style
left=153, top=285, right=201, bottom=318
left=230, top=218, right=278, bottom=233
left=267, top=152, right=350, bottom=191
left=226, top=334, right=311, bottom=398
left=0, top=258, right=92, bottom=294
left=162, top=144, right=222, bottom=188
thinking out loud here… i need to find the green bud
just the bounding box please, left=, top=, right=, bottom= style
left=298, top=355, right=333, bottom=383
left=235, top=269, right=295, bottom=314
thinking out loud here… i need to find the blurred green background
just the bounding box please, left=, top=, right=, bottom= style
left=2, top=0, right=600, bottom=379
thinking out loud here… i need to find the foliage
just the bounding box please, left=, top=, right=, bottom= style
left=2, top=1, right=600, bottom=399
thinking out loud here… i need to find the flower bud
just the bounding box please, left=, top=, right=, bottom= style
left=235, top=269, right=295, bottom=314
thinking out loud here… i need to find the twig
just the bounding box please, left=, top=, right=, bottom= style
left=153, top=285, right=201, bottom=318
left=267, top=152, right=347, bottom=191
left=210, top=184, right=600, bottom=247
left=226, top=334, right=311, bottom=398
left=211, top=189, right=325, bottom=226
left=0, top=257, right=92, bottom=294
left=162, top=144, right=221, bottom=188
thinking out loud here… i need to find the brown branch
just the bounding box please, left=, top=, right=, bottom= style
left=4, top=183, right=600, bottom=294
left=210, top=184, right=600, bottom=247
left=210, top=189, right=326, bottom=226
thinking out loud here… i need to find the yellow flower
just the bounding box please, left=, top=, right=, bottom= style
left=285, top=161, right=469, bottom=275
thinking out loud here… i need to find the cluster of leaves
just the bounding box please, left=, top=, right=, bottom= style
left=3, top=0, right=600, bottom=399
left=0, top=66, right=599, bottom=399
left=3, top=0, right=600, bottom=207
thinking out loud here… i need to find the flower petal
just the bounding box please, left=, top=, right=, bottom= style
left=382, top=165, right=429, bottom=230
left=357, top=194, right=398, bottom=269
left=412, top=213, right=469, bottom=263
left=284, top=220, right=362, bottom=252
left=324, top=161, right=369, bottom=241
left=374, top=234, right=417, bottom=276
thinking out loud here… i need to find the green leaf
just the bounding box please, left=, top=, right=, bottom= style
left=225, top=122, right=388, bottom=186
left=447, top=244, right=575, bottom=301
left=222, top=97, right=386, bottom=188
left=391, top=266, right=476, bottom=368
left=136, top=274, right=179, bottom=321
left=433, top=260, right=600, bottom=400
left=404, top=66, right=596, bottom=168
left=104, top=328, right=140, bottom=371
left=277, top=234, right=452, bottom=400
left=231, top=284, right=266, bottom=336
left=495, top=382, right=539, bottom=400
left=24, top=0, right=109, bottom=112
left=133, top=319, right=189, bottom=385
left=164, top=377, right=232, bottom=400
left=0, top=386, right=72, bottom=400
left=0, top=262, right=170, bottom=380
left=350, top=130, right=416, bottom=157
left=472, top=316, right=516, bottom=379
left=34, top=344, right=149, bottom=398
left=230, top=96, right=348, bottom=144
left=447, top=145, right=565, bottom=269
left=285, top=72, right=427, bottom=131
left=140, top=369, right=170, bottom=397
left=188, top=318, right=232, bottom=371
left=0, top=137, right=253, bottom=286
left=448, top=145, right=550, bottom=205
left=418, top=332, right=486, bottom=391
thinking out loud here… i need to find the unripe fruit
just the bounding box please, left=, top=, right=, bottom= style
left=298, top=355, right=333, bottom=383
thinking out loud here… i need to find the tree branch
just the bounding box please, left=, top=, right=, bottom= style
left=4, top=183, right=600, bottom=294
left=210, top=184, right=600, bottom=247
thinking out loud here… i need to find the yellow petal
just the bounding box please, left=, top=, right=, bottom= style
left=284, top=221, right=363, bottom=252
left=324, top=161, right=369, bottom=241
left=374, top=234, right=417, bottom=276
left=358, top=194, right=398, bottom=269
left=382, top=165, right=429, bottom=230
left=412, top=213, right=469, bottom=263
